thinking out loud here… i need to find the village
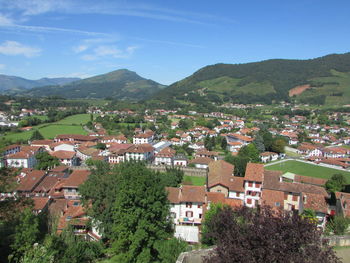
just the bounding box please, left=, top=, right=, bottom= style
left=1, top=103, right=350, bottom=245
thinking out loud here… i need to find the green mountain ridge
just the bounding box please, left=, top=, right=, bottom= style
left=20, top=69, right=166, bottom=100
left=0, top=75, right=80, bottom=92
left=155, top=52, right=350, bottom=105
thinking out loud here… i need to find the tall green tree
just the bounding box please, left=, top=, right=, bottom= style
left=110, top=162, right=172, bottom=262
left=30, top=130, right=44, bottom=141
left=35, top=152, right=60, bottom=170
left=326, top=174, right=347, bottom=193
left=10, top=208, right=40, bottom=262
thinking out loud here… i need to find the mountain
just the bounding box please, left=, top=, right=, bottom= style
left=21, top=69, right=166, bottom=100
left=155, top=52, right=350, bottom=105
left=0, top=75, right=80, bottom=92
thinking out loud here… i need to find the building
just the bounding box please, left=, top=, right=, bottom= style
left=154, top=147, right=176, bottom=166
left=125, top=144, right=154, bottom=162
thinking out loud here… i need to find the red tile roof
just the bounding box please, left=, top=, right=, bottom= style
left=62, top=170, right=90, bottom=188
left=166, top=185, right=206, bottom=203
left=244, top=163, right=264, bottom=182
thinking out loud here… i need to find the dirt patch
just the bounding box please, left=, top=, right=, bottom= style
left=289, top=84, right=312, bottom=97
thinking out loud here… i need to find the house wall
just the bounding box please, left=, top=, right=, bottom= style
left=209, top=185, right=229, bottom=197
left=228, top=191, right=245, bottom=200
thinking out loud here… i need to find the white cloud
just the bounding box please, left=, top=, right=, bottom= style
left=0, top=63, right=5, bottom=70
left=81, top=45, right=138, bottom=61
left=73, top=45, right=88, bottom=53
left=0, top=14, right=13, bottom=26
left=0, top=40, right=41, bottom=57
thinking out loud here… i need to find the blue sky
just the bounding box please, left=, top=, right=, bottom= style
left=0, top=0, right=349, bottom=85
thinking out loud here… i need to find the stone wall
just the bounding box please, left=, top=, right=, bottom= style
left=147, top=165, right=208, bottom=177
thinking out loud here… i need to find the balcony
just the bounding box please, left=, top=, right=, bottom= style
left=178, top=217, right=202, bottom=225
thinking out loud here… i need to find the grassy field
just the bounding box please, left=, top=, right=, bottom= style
left=55, top=114, right=91, bottom=125
left=4, top=114, right=89, bottom=141
left=265, top=160, right=350, bottom=183
left=183, top=175, right=206, bottom=186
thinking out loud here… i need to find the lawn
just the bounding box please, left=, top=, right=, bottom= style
left=183, top=175, right=206, bottom=186
left=55, top=114, right=91, bottom=125
left=265, top=160, right=350, bottom=183
left=4, top=114, right=90, bottom=141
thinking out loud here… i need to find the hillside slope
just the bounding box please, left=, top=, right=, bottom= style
left=155, top=52, right=350, bottom=105
left=22, top=69, right=165, bottom=100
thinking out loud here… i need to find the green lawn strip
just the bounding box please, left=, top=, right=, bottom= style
left=38, top=124, right=87, bottom=139
left=55, top=114, right=91, bottom=125
left=265, top=160, right=350, bottom=183
left=182, top=175, right=206, bottom=186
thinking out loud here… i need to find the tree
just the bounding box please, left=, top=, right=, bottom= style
left=19, top=244, right=55, bottom=263
left=30, top=130, right=44, bottom=141
left=154, top=238, right=187, bottom=263
left=253, top=134, right=265, bottom=153
left=35, top=152, right=60, bottom=170
left=10, top=208, right=40, bottom=262
left=96, top=142, right=107, bottom=150
left=204, top=136, right=214, bottom=151
left=202, top=203, right=227, bottom=245
left=271, top=138, right=286, bottom=153
left=204, top=206, right=340, bottom=263
left=159, top=167, right=184, bottom=187
left=220, top=137, right=227, bottom=150
left=110, top=162, right=172, bottom=262
left=326, top=174, right=347, bottom=193
left=80, top=161, right=117, bottom=239
left=327, top=216, right=350, bottom=235
left=178, top=119, right=193, bottom=130
left=238, top=144, right=259, bottom=162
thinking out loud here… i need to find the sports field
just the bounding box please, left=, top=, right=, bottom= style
left=265, top=160, right=350, bottom=183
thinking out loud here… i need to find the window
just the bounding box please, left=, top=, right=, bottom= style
left=248, top=182, right=253, bottom=187
left=256, top=183, right=261, bottom=188
left=185, top=211, right=193, bottom=218
left=197, top=204, right=201, bottom=208
left=217, top=189, right=221, bottom=193
left=292, top=195, right=298, bottom=202
left=199, top=214, right=202, bottom=219
left=236, top=192, right=240, bottom=197
left=186, top=202, right=192, bottom=208
left=247, top=199, right=252, bottom=204
left=275, top=202, right=280, bottom=207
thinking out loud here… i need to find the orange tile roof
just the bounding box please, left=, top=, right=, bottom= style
left=244, top=163, right=264, bottom=182
left=62, top=170, right=90, bottom=188
left=166, top=185, right=206, bottom=203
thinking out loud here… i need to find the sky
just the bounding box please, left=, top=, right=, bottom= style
left=0, top=0, right=349, bottom=85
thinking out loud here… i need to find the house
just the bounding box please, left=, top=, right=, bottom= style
left=54, top=134, right=98, bottom=143
left=75, top=146, right=100, bottom=162
left=2, top=144, right=21, bottom=156
left=260, top=152, right=279, bottom=163
left=174, top=154, right=188, bottom=167
left=297, top=143, right=323, bottom=157
left=50, top=150, right=78, bottom=166
left=6, top=146, right=44, bottom=168
left=50, top=141, right=76, bottom=152
left=133, top=132, right=154, bottom=144
left=166, top=185, right=206, bottom=243
left=60, top=170, right=90, bottom=199
left=195, top=150, right=219, bottom=161
left=227, top=141, right=243, bottom=153
left=226, top=133, right=253, bottom=146
left=189, top=157, right=214, bottom=169
left=16, top=170, right=47, bottom=197
left=323, top=147, right=347, bottom=159
left=125, top=144, right=154, bottom=162
left=107, top=143, right=133, bottom=164
left=32, top=197, right=51, bottom=215
left=154, top=147, right=176, bottom=166
left=244, top=163, right=264, bottom=208
left=30, top=140, right=54, bottom=152
left=207, top=160, right=245, bottom=201
left=100, top=134, right=128, bottom=144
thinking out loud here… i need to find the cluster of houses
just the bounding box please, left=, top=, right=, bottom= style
left=0, top=165, right=100, bottom=240
left=166, top=160, right=348, bottom=243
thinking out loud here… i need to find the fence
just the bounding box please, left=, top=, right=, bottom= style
left=324, top=235, right=350, bottom=247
